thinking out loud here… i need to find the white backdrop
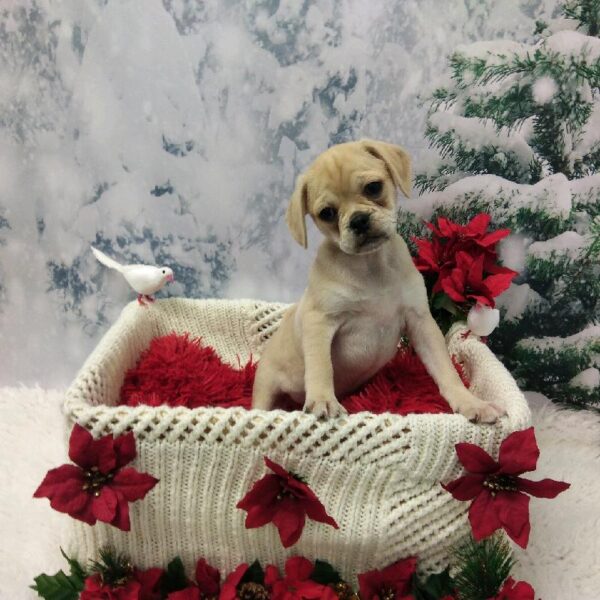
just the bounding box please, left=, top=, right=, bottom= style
left=0, top=0, right=559, bottom=385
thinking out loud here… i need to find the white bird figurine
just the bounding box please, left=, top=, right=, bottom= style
left=91, top=247, right=174, bottom=305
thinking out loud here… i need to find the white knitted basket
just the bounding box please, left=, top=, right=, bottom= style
left=63, top=298, right=530, bottom=582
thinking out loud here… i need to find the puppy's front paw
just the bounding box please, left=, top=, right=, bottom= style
left=445, top=387, right=506, bottom=424
left=304, top=393, right=347, bottom=418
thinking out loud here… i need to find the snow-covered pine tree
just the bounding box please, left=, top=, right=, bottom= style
left=406, top=0, right=600, bottom=409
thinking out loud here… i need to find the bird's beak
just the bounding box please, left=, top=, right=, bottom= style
left=166, top=274, right=174, bottom=283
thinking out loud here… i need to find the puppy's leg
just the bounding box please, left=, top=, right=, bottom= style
left=252, top=362, right=280, bottom=411
left=406, top=312, right=505, bottom=423
left=302, top=311, right=347, bottom=418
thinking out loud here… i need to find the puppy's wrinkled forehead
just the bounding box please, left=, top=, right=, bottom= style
left=308, top=144, right=387, bottom=199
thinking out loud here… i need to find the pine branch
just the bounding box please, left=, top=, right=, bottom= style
left=563, top=0, right=600, bottom=36
left=88, top=547, right=134, bottom=587
left=452, top=535, right=514, bottom=600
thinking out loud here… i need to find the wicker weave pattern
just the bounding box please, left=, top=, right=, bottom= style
left=63, top=298, right=531, bottom=581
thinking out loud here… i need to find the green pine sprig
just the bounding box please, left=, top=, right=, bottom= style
left=451, top=535, right=515, bottom=600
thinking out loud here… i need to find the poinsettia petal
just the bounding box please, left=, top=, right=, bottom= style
left=92, top=485, right=118, bottom=523
left=495, top=491, right=531, bottom=548
left=455, top=443, right=498, bottom=474
left=496, top=576, right=536, bottom=600
left=34, top=464, right=84, bottom=498
left=466, top=253, right=486, bottom=289
left=285, top=556, right=314, bottom=581
left=483, top=272, right=516, bottom=299
left=195, top=558, right=220, bottom=595
left=467, top=293, right=494, bottom=307
left=414, top=239, right=440, bottom=271
left=113, top=431, right=137, bottom=468
left=217, top=583, right=236, bottom=600
left=297, top=581, right=338, bottom=599
left=50, top=479, right=91, bottom=515
left=168, top=588, right=201, bottom=600
left=134, top=567, right=165, bottom=600
left=111, top=468, right=159, bottom=501
left=285, top=476, right=320, bottom=501
left=272, top=498, right=306, bottom=547
left=441, top=269, right=467, bottom=303
left=517, top=477, right=570, bottom=498
left=223, top=563, right=248, bottom=589
left=264, top=456, right=290, bottom=478
left=68, top=425, right=96, bottom=468
left=498, top=428, right=539, bottom=475
left=244, top=503, right=277, bottom=529
left=468, top=490, right=502, bottom=541
left=379, top=557, right=417, bottom=588
left=357, top=570, right=380, bottom=600
left=237, top=475, right=281, bottom=511
left=110, top=491, right=131, bottom=531
left=478, top=228, right=511, bottom=247
left=304, top=499, right=339, bottom=529
left=466, top=213, right=491, bottom=236
left=264, top=564, right=281, bottom=587
left=68, top=424, right=116, bottom=473
left=437, top=217, right=456, bottom=237
left=441, top=474, right=486, bottom=500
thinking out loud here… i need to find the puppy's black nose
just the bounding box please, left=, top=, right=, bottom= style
left=349, top=212, right=371, bottom=234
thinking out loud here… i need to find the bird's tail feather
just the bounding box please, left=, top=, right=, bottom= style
left=91, top=247, right=123, bottom=272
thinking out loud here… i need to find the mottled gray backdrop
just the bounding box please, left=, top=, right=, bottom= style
left=0, top=0, right=559, bottom=385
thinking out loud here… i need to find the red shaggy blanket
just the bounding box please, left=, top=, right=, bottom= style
left=119, top=333, right=461, bottom=415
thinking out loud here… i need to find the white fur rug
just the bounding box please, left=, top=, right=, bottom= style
left=1, top=388, right=599, bottom=599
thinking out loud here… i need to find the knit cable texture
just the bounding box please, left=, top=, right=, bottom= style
left=63, top=298, right=531, bottom=582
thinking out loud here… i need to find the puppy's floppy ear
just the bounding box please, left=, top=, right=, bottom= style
left=286, top=174, right=309, bottom=248
left=361, top=139, right=412, bottom=198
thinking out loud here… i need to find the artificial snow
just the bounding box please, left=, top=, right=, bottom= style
left=544, top=30, right=600, bottom=60
left=496, top=283, right=546, bottom=322
left=532, top=76, right=558, bottom=105
left=407, top=173, right=573, bottom=223
left=517, top=324, right=600, bottom=352
left=570, top=368, right=600, bottom=390
left=428, top=111, right=535, bottom=172
left=528, top=231, right=585, bottom=260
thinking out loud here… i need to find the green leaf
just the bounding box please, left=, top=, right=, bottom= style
left=160, top=557, right=189, bottom=595
left=31, top=551, right=86, bottom=600
left=412, top=568, right=455, bottom=600
left=240, top=560, right=265, bottom=585
left=310, top=559, right=342, bottom=585
left=432, top=292, right=461, bottom=316
left=59, top=549, right=86, bottom=582
left=31, top=571, right=83, bottom=600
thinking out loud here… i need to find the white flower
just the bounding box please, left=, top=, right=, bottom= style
left=467, top=304, right=500, bottom=336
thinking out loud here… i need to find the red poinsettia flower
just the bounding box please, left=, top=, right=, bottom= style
left=265, top=557, right=337, bottom=600
left=440, top=252, right=516, bottom=307
left=357, top=557, right=417, bottom=600
left=427, top=213, right=511, bottom=252
left=414, top=213, right=513, bottom=297
left=442, top=427, right=570, bottom=548
left=34, top=424, right=158, bottom=531
left=81, top=567, right=164, bottom=600
left=168, top=558, right=221, bottom=599
left=493, top=577, right=535, bottom=600
left=236, top=457, right=338, bottom=548
left=218, top=563, right=246, bottom=600
left=219, top=563, right=270, bottom=600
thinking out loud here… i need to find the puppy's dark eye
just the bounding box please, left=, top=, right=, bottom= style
left=363, top=181, right=383, bottom=197
left=318, top=207, right=337, bottom=222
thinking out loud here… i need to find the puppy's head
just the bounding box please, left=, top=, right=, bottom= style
left=286, top=139, right=411, bottom=254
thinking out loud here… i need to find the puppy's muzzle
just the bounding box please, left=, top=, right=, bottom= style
left=349, top=212, right=371, bottom=235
